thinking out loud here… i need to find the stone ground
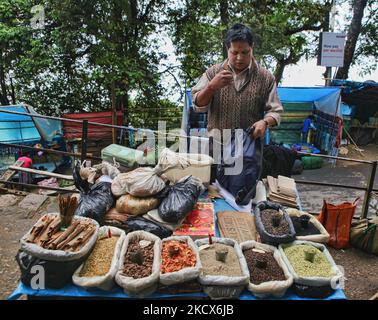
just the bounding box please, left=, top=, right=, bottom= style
left=0, top=144, right=377, bottom=300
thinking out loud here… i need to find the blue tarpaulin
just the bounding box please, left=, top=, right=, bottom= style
left=277, top=87, right=342, bottom=118
left=0, top=104, right=61, bottom=144
left=277, top=87, right=341, bottom=103
left=0, top=106, right=41, bottom=144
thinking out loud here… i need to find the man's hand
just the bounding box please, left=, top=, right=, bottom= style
left=208, top=70, right=234, bottom=91
left=251, top=120, right=267, bottom=139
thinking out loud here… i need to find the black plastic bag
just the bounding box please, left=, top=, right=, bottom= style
left=73, top=161, right=115, bottom=225
left=15, top=249, right=89, bottom=289
left=292, top=283, right=335, bottom=299
left=158, top=176, right=202, bottom=223
left=216, top=128, right=263, bottom=205
left=126, top=216, right=172, bottom=239
left=254, top=201, right=296, bottom=245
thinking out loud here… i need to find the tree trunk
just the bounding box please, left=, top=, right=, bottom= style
left=220, top=0, right=229, bottom=59
left=0, top=51, right=10, bottom=105
left=335, top=0, right=368, bottom=80
left=273, top=60, right=286, bottom=85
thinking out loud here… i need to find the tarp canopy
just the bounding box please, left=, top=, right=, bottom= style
left=277, top=87, right=342, bottom=117
left=0, top=105, right=61, bottom=144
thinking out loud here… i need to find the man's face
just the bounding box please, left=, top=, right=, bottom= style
left=227, top=41, right=253, bottom=72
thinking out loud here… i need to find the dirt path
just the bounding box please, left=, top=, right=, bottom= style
left=0, top=195, right=58, bottom=300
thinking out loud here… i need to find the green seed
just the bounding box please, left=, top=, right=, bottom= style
left=283, top=244, right=335, bottom=278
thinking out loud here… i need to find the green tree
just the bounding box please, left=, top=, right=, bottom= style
left=169, top=0, right=331, bottom=85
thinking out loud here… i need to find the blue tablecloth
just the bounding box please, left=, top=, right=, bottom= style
left=8, top=282, right=346, bottom=300
left=8, top=198, right=347, bottom=300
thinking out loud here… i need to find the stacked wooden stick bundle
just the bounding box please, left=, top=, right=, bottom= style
left=25, top=195, right=96, bottom=252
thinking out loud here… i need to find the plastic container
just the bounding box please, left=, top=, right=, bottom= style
left=101, top=144, right=144, bottom=168
left=162, top=152, right=214, bottom=186
left=302, top=156, right=324, bottom=170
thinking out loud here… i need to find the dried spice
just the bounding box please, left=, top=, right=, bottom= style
left=199, top=243, right=242, bottom=277
left=161, top=240, right=196, bottom=274
left=25, top=214, right=96, bottom=252
left=261, top=209, right=290, bottom=236
left=290, top=216, right=321, bottom=236
left=283, top=244, right=335, bottom=278
left=122, top=239, right=154, bottom=279
left=243, top=249, right=286, bottom=285
left=80, top=236, right=119, bottom=277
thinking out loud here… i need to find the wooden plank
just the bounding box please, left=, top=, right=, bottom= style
left=0, top=160, right=24, bottom=188
left=9, top=165, right=74, bottom=180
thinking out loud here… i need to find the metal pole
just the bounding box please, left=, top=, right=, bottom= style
left=361, top=161, right=377, bottom=219
left=81, top=120, right=88, bottom=163
left=295, top=179, right=367, bottom=191
left=0, top=142, right=102, bottom=160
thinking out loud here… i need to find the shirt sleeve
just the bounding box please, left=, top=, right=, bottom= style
left=190, top=73, right=211, bottom=113
left=264, top=81, right=283, bottom=126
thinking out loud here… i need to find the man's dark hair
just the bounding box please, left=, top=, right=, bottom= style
left=225, top=23, right=254, bottom=48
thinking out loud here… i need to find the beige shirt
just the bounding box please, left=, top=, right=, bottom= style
left=191, top=59, right=283, bottom=126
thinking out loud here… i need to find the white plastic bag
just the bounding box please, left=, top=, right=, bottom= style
left=240, top=240, right=293, bottom=298
left=111, top=167, right=167, bottom=197
left=159, top=236, right=201, bottom=286
left=157, top=148, right=214, bottom=186
left=72, top=226, right=125, bottom=291
left=115, top=230, right=161, bottom=297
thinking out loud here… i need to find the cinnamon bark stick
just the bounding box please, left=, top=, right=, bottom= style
left=47, top=220, right=80, bottom=249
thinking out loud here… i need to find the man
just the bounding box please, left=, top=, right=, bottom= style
left=51, top=131, right=71, bottom=167
left=301, top=115, right=316, bottom=144
left=17, top=150, right=33, bottom=186
left=191, top=23, right=283, bottom=140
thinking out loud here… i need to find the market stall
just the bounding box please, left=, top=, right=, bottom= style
left=8, top=197, right=346, bottom=300
left=8, top=148, right=347, bottom=300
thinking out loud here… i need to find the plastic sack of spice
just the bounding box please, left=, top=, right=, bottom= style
left=111, top=164, right=173, bottom=198
left=93, top=160, right=121, bottom=180
left=279, top=240, right=344, bottom=298
left=111, top=148, right=195, bottom=197
left=254, top=201, right=296, bottom=245
left=17, top=213, right=99, bottom=288
left=73, top=161, right=115, bottom=225
left=116, top=194, right=159, bottom=216
left=159, top=236, right=202, bottom=286
left=240, top=240, right=293, bottom=298
left=158, top=176, right=204, bottom=223
left=126, top=216, right=172, bottom=239
left=195, top=237, right=249, bottom=300
left=72, top=226, right=126, bottom=291
left=350, top=217, right=378, bottom=255
left=115, top=230, right=162, bottom=297
left=286, top=208, right=330, bottom=243
left=103, top=207, right=131, bottom=232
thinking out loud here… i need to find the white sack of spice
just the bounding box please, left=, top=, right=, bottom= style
left=115, top=230, right=162, bottom=297
left=20, top=213, right=99, bottom=262
left=286, top=208, right=330, bottom=243
left=279, top=240, right=344, bottom=287
left=159, top=236, right=202, bottom=286
left=195, top=237, right=249, bottom=300
left=240, top=240, right=293, bottom=298
left=72, top=226, right=126, bottom=291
